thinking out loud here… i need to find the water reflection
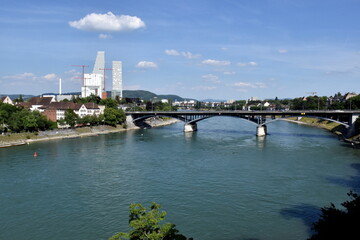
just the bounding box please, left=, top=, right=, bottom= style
left=256, top=136, right=266, bottom=149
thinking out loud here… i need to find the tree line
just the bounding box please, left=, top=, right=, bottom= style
left=0, top=98, right=127, bottom=133
left=0, top=102, right=55, bottom=133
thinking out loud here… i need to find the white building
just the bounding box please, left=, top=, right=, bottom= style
left=81, top=51, right=105, bottom=98
left=112, top=61, right=123, bottom=99
left=93, top=51, right=105, bottom=75
left=81, top=73, right=103, bottom=98
left=41, top=102, right=105, bottom=122
left=249, top=97, right=260, bottom=101
left=0, top=96, right=13, bottom=105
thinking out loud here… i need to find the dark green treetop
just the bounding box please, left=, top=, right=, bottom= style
left=109, top=202, right=192, bottom=240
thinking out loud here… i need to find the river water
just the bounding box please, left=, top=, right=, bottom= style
left=1, top=117, right=360, bottom=240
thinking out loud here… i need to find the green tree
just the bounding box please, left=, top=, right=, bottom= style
left=109, top=202, right=192, bottom=240
left=309, top=191, right=360, bottom=240
left=345, top=95, right=360, bottom=110
left=64, top=109, right=78, bottom=127
left=355, top=117, right=360, bottom=134
left=104, top=108, right=126, bottom=126
left=100, top=98, right=118, bottom=109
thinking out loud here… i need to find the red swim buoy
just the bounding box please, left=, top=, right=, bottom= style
left=33, top=152, right=38, bottom=158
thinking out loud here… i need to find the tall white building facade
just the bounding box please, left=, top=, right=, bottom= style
left=93, top=51, right=105, bottom=76
left=81, top=73, right=103, bottom=98
left=81, top=51, right=105, bottom=98
left=112, top=61, right=122, bottom=99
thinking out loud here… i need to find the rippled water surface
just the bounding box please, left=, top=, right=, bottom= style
left=1, top=118, right=360, bottom=240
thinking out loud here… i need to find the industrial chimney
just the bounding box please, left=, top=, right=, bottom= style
left=59, top=78, right=62, bottom=95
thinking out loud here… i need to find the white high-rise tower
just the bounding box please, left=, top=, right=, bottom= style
left=93, top=51, right=105, bottom=75
left=112, top=61, right=122, bottom=99
left=81, top=51, right=105, bottom=98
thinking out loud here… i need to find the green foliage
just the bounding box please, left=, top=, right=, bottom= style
left=72, top=94, right=101, bottom=104
left=290, top=96, right=328, bottom=110
left=4, top=108, right=52, bottom=132
left=145, top=101, right=173, bottom=111
left=355, top=117, right=360, bottom=133
left=309, top=191, right=360, bottom=240
left=345, top=95, right=360, bottom=110
left=126, top=106, right=145, bottom=112
left=104, top=108, right=126, bottom=126
left=13, top=94, right=24, bottom=103
left=64, top=109, right=78, bottom=127
left=100, top=98, right=118, bottom=109
left=109, top=202, right=192, bottom=240
left=78, top=115, right=96, bottom=126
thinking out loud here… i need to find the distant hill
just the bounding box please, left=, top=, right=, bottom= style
left=157, top=94, right=185, bottom=101
left=1, top=94, right=35, bottom=101
left=123, top=90, right=185, bottom=101
left=123, top=90, right=157, bottom=100
left=201, top=98, right=227, bottom=102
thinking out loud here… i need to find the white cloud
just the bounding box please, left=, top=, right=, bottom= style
left=2, top=72, right=57, bottom=81
left=232, top=82, right=253, bottom=87
left=278, top=49, right=288, bottom=54
left=181, top=51, right=201, bottom=59
left=43, top=73, right=57, bottom=80
left=4, top=72, right=36, bottom=80
left=69, top=12, right=145, bottom=32
left=202, top=74, right=221, bottom=83
left=191, top=86, right=217, bottom=91
left=223, top=71, right=236, bottom=75
left=165, top=49, right=201, bottom=59
left=254, top=82, right=267, bottom=88
left=99, top=33, right=112, bottom=39
left=64, top=69, right=82, bottom=82
left=230, top=82, right=267, bottom=88
left=136, top=61, right=158, bottom=69
left=237, top=61, right=258, bottom=67
left=165, top=49, right=180, bottom=56
left=202, top=59, right=230, bottom=66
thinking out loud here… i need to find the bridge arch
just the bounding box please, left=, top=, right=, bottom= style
left=132, top=114, right=187, bottom=123
left=132, top=113, right=260, bottom=126
left=186, top=115, right=259, bottom=126
left=260, top=115, right=350, bottom=128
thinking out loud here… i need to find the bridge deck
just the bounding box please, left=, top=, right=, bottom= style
left=127, top=110, right=360, bottom=117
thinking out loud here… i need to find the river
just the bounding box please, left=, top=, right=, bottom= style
left=1, top=117, right=359, bottom=240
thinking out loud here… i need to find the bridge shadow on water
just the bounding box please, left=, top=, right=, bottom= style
left=326, top=163, right=360, bottom=192
left=280, top=204, right=321, bottom=236
left=279, top=163, right=360, bottom=239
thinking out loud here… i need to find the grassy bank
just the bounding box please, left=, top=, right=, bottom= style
left=285, top=117, right=347, bottom=136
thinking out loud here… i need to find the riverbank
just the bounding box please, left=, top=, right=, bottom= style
left=282, top=117, right=346, bottom=136
left=282, top=117, right=360, bottom=147
left=0, top=117, right=179, bottom=148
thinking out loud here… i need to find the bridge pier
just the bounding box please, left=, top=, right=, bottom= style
left=256, top=125, right=267, bottom=136
left=184, top=123, right=197, bottom=132
left=347, top=113, right=360, bottom=137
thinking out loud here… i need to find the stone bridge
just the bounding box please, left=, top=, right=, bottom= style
left=127, top=110, right=360, bottom=136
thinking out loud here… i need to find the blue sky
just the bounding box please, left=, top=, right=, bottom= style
left=0, top=0, right=359, bottom=100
